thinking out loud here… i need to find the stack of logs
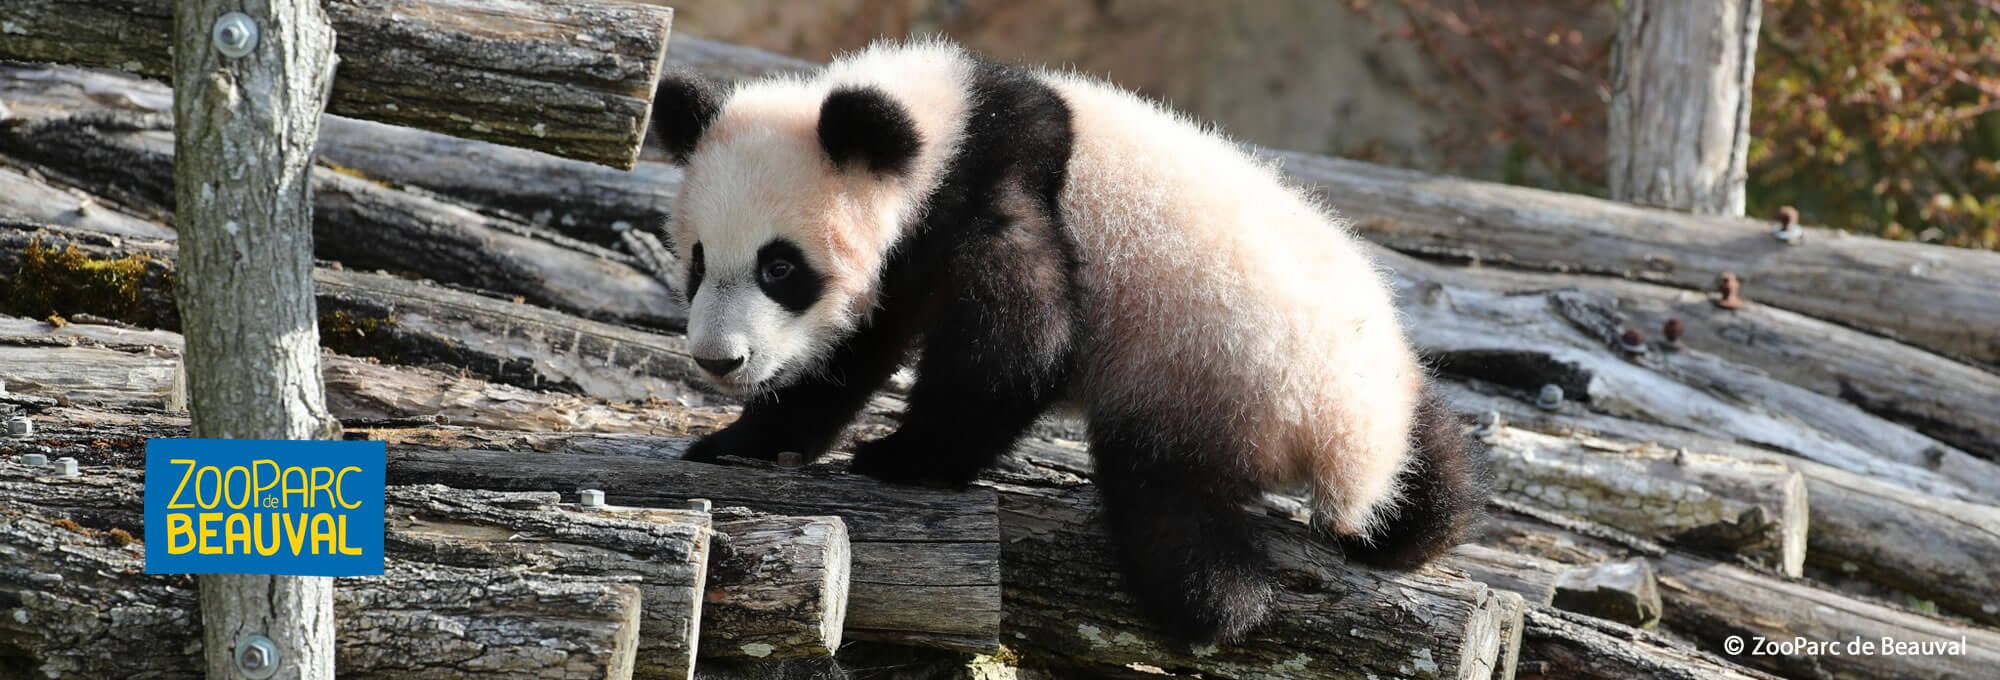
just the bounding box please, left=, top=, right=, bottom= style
left=3, top=35, right=2000, bottom=680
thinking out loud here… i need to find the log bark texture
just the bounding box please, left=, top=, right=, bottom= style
left=386, top=447, right=1002, bottom=653
left=1608, top=0, right=1760, bottom=214
left=0, top=502, right=644, bottom=680
left=701, top=508, right=851, bottom=661
left=1518, top=607, right=1778, bottom=680
left=0, top=83, right=687, bottom=329
left=1483, top=426, right=1808, bottom=576
left=383, top=485, right=710, bottom=680
left=172, top=1, right=342, bottom=677
left=1448, top=383, right=2000, bottom=627
left=997, top=483, right=1521, bottom=680
left=0, top=0, right=675, bottom=167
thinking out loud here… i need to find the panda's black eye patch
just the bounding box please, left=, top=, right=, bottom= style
left=756, top=239, right=823, bottom=314
left=685, top=242, right=706, bottom=301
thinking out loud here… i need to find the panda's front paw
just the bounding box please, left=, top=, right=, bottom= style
left=848, top=434, right=976, bottom=488
left=682, top=425, right=784, bottom=464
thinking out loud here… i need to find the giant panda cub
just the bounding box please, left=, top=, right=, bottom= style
left=652, top=40, right=1490, bottom=643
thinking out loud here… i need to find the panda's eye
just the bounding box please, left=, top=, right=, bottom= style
left=761, top=259, right=795, bottom=282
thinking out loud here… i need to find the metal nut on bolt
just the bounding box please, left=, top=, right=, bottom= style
left=53, top=457, right=78, bottom=478
left=234, top=634, right=281, bottom=679
left=21, top=453, right=47, bottom=467
left=578, top=489, right=606, bottom=509
left=7, top=415, right=31, bottom=437
left=685, top=498, right=713, bottom=513
left=212, top=12, right=260, bottom=59
left=1535, top=384, right=1565, bottom=411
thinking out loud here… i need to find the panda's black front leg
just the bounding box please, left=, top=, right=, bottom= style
left=683, top=313, right=915, bottom=464
left=848, top=221, right=1078, bottom=487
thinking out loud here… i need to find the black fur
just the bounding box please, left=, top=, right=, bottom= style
left=818, top=86, right=923, bottom=176
left=674, top=57, right=1488, bottom=646
left=1335, top=385, right=1493, bottom=568
left=755, top=239, right=825, bottom=314
left=685, top=242, right=706, bottom=299
left=651, top=73, right=724, bottom=165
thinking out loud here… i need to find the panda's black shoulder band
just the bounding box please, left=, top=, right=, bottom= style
left=818, top=86, right=922, bottom=176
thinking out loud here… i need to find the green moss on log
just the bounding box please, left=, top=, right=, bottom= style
left=4, top=240, right=173, bottom=326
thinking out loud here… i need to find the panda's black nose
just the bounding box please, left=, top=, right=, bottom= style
left=694, top=354, right=745, bottom=376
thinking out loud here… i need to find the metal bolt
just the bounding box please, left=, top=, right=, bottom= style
left=1772, top=206, right=1804, bottom=245
left=0, top=379, right=8, bottom=393
left=578, top=489, right=605, bottom=509
left=685, top=498, right=713, bottom=512
left=53, top=457, right=78, bottom=478
left=212, top=13, right=260, bottom=59
left=1662, top=318, right=1685, bottom=345
left=21, top=453, right=47, bottom=467
left=1617, top=328, right=1648, bottom=355
left=1474, top=411, right=1503, bottom=437
left=7, top=415, right=31, bottom=437
left=1713, top=272, right=1746, bottom=310
left=234, top=634, right=280, bottom=679
left=776, top=452, right=803, bottom=469
left=1535, top=384, right=1565, bottom=411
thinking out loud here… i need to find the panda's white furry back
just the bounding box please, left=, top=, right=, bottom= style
left=653, top=39, right=1490, bottom=644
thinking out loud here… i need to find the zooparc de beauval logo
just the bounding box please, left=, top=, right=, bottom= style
left=143, top=439, right=385, bottom=576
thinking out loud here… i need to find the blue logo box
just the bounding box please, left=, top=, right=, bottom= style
left=144, top=439, right=385, bottom=576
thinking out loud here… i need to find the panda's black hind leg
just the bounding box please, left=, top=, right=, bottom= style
left=1335, top=385, right=1492, bottom=569
left=1089, top=416, right=1274, bottom=645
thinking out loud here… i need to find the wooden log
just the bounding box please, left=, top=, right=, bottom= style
left=1550, top=558, right=1662, bottom=629
left=1447, top=384, right=2000, bottom=627
left=0, top=0, right=675, bottom=167
left=382, top=485, right=709, bottom=680
left=1482, top=426, right=1808, bottom=577
left=0, top=222, right=708, bottom=403
left=1519, top=607, right=1778, bottom=680
left=1447, top=544, right=1568, bottom=607
left=1479, top=494, right=2000, bottom=680
left=701, top=507, right=851, bottom=661
left=0, top=456, right=849, bottom=669
left=0, top=87, right=687, bottom=329
left=1387, top=246, right=2000, bottom=501
left=1653, top=551, right=2000, bottom=680
left=0, top=163, right=172, bottom=241
left=385, top=447, right=1002, bottom=653
left=172, top=1, right=342, bottom=676
left=0, top=502, right=644, bottom=680
left=1276, top=149, right=2000, bottom=369
left=997, top=483, right=1521, bottom=680
left=1608, top=0, right=1760, bottom=214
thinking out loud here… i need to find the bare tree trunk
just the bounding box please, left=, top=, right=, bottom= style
left=1608, top=0, right=1761, bottom=215
left=173, top=2, right=340, bottom=678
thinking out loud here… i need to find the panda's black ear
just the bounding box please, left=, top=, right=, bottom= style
left=818, top=86, right=921, bottom=176
left=651, top=72, right=723, bottom=165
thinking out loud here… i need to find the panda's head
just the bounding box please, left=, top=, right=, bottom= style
left=652, top=70, right=941, bottom=395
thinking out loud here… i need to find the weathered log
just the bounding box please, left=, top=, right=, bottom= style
left=0, top=222, right=709, bottom=402
left=0, top=502, right=644, bottom=680
left=1608, top=0, right=1759, bottom=215
left=1479, top=494, right=2000, bottom=680
left=1448, top=383, right=2000, bottom=627
left=0, top=163, right=172, bottom=241
left=0, top=85, right=687, bottom=329
left=1388, top=247, right=2000, bottom=501
left=385, top=447, right=1002, bottom=653
left=1276, top=149, right=2000, bottom=369
left=1653, top=552, right=2000, bottom=680
left=701, top=507, right=852, bottom=661
left=1482, top=426, right=1808, bottom=577
left=1448, top=545, right=1660, bottom=628
left=0, top=0, right=675, bottom=167
left=383, top=485, right=710, bottom=680
left=1519, top=607, right=1778, bottom=680
left=1550, top=558, right=1662, bottom=629
left=996, top=483, right=1521, bottom=680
